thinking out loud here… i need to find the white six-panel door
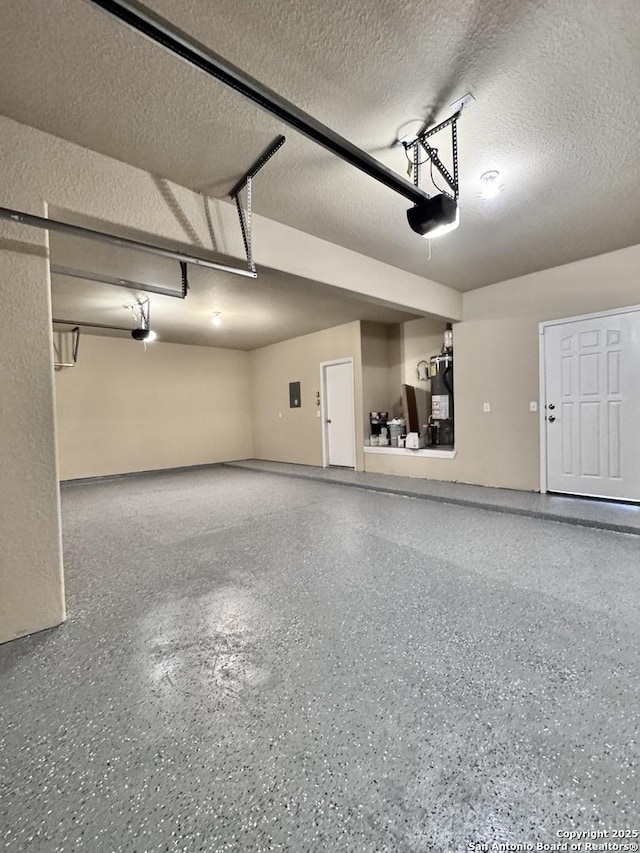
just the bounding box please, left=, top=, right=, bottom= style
left=542, top=308, right=640, bottom=501
left=322, top=360, right=356, bottom=468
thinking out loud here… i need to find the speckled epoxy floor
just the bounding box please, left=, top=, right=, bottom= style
left=1, top=468, right=639, bottom=852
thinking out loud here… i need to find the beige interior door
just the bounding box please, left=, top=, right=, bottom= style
left=324, top=361, right=356, bottom=468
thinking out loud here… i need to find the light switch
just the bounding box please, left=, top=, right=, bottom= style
left=483, top=402, right=491, bottom=413
left=316, top=410, right=321, bottom=418
left=530, top=401, right=538, bottom=412
left=278, top=412, right=282, bottom=419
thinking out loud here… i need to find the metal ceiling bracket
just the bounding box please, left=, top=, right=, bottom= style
left=128, top=295, right=151, bottom=330
left=180, top=261, right=189, bottom=297
left=406, top=111, right=461, bottom=201
left=0, top=206, right=258, bottom=279
left=83, top=0, right=432, bottom=207
left=234, top=177, right=255, bottom=274
left=229, top=135, right=286, bottom=275
left=419, top=140, right=457, bottom=198
left=229, top=134, right=286, bottom=199
left=53, top=325, right=81, bottom=368
left=419, top=111, right=461, bottom=142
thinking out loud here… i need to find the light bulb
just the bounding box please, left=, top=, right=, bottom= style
left=146, top=330, right=157, bottom=342
left=423, top=206, right=460, bottom=239
left=212, top=312, right=222, bottom=326
left=480, top=170, right=501, bottom=199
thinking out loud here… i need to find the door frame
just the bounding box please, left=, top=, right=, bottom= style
left=538, top=304, right=640, bottom=494
left=320, top=357, right=356, bottom=469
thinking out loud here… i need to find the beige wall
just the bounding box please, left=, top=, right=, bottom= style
left=0, top=207, right=65, bottom=645
left=388, top=325, right=403, bottom=416
left=361, top=322, right=396, bottom=440
left=365, top=244, right=640, bottom=490
left=400, top=317, right=447, bottom=385
left=250, top=321, right=364, bottom=469
left=55, top=334, right=252, bottom=480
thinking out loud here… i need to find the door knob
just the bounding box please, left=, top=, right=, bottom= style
left=326, top=419, right=332, bottom=424
left=548, top=403, right=555, bottom=410
left=548, top=415, right=556, bottom=423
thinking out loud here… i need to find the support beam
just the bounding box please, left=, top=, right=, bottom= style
left=84, top=0, right=432, bottom=207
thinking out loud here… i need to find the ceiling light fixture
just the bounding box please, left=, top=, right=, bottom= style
left=212, top=312, right=222, bottom=327
left=480, top=170, right=501, bottom=199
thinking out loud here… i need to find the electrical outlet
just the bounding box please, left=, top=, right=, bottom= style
left=483, top=402, right=491, bottom=413
left=316, top=410, right=321, bottom=418
left=278, top=412, right=282, bottom=419
left=530, top=401, right=538, bottom=412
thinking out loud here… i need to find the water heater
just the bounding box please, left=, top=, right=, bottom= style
left=428, top=324, right=454, bottom=446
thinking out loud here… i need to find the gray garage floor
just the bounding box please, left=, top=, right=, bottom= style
left=1, top=467, right=639, bottom=852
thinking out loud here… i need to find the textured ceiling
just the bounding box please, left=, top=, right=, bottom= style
left=49, top=232, right=417, bottom=349
left=2, top=0, right=639, bottom=290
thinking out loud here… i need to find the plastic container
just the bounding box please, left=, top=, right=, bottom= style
left=388, top=418, right=405, bottom=447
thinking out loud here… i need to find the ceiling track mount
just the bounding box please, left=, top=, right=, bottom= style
left=404, top=111, right=461, bottom=201
left=229, top=134, right=286, bottom=199
left=229, top=135, right=286, bottom=274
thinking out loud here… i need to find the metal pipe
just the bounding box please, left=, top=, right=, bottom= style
left=84, top=0, right=432, bottom=207
left=0, top=206, right=257, bottom=278
left=51, top=264, right=186, bottom=299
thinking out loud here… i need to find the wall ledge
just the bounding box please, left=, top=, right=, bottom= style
left=364, top=446, right=456, bottom=459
